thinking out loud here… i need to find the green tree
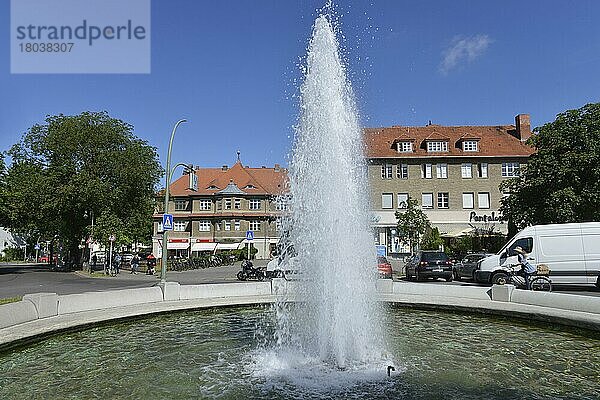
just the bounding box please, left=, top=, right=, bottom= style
left=395, top=198, right=431, bottom=254
left=1, top=112, right=162, bottom=265
left=500, top=103, right=600, bottom=229
left=420, top=226, right=444, bottom=250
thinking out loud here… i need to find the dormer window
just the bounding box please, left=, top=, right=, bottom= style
left=463, top=140, right=479, bottom=152
left=207, top=185, right=219, bottom=190
left=244, top=184, right=256, bottom=189
left=397, top=141, right=413, bottom=153
left=427, top=141, right=448, bottom=152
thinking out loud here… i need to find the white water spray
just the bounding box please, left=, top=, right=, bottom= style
left=272, top=13, right=384, bottom=371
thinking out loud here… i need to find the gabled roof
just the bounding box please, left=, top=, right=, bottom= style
left=169, top=161, right=288, bottom=197
left=365, top=123, right=534, bottom=158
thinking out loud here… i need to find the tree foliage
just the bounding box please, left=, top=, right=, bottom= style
left=395, top=198, right=431, bottom=253
left=420, top=226, right=444, bottom=250
left=500, top=103, right=600, bottom=229
left=0, top=111, right=162, bottom=262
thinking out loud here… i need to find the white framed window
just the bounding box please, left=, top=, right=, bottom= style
left=199, top=199, right=211, bottom=210
left=173, top=221, right=186, bottom=232
left=426, top=141, right=448, bottom=152
left=422, top=193, right=433, bottom=209
left=461, top=163, right=473, bottom=178
left=463, top=140, right=479, bottom=152
left=478, top=192, right=490, bottom=209
left=198, top=220, right=211, bottom=232
left=478, top=163, right=488, bottom=178
left=502, top=162, right=520, bottom=177
left=397, top=141, right=413, bottom=152
left=234, top=220, right=241, bottom=231
left=382, top=193, right=393, bottom=209
left=224, top=199, right=232, bottom=210
left=174, top=200, right=187, bottom=211
left=275, top=218, right=282, bottom=232
left=436, top=164, right=448, bottom=179
left=397, top=193, right=409, bottom=209
left=249, top=220, right=261, bottom=231
left=437, top=192, right=449, bottom=209
left=421, top=164, right=432, bottom=179
left=381, top=164, right=393, bottom=179
left=215, top=221, right=221, bottom=231
left=462, top=193, right=474, bottom=209
left=397, top=164, right=409, bottom=179
left=234, top=199, right=241, bottom=209
left=249, top=199, right=261, bottom=210
left=224, top=221, right=231, bottom=231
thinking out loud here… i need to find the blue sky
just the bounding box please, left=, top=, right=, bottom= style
left=1, top=0, right=599, bottom=170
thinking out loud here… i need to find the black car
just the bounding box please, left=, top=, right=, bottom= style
left=405, top=251, right=453, bottom=282
left=453, top=253, right=494, bottom=281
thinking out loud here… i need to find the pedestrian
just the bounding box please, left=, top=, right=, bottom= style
left=114, top=253, right=121, bottom=274
left=146, top=254, right=156, bottom=275
left=514, top=246, right=536, bottom=289
left=130, top=253, right=140, bottom=274
left=91, top=254, right=97, bottom=272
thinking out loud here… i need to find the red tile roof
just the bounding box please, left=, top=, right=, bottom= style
left=364, top=124, right=534, bottom=158
left=169, top=161, right=288, bottom=197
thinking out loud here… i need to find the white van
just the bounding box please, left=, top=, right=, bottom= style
left=475, top=222, right=600, bottom=287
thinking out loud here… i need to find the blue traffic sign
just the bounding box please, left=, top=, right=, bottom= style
left=246, top=230, right=254, bottom=241
left=162, top=214, right=174, bottom=231
left=375, top=245, right=387, bottom=257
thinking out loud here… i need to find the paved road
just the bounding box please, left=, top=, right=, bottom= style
left=1, top=260, right=598, bottom=299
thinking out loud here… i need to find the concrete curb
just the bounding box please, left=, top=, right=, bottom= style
left=1, top=280, right=599, bottom=350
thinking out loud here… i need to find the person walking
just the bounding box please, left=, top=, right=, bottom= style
left=146, top=254, right=156, bottom=275
left=114, top=253, right=121, bottom=275
left=130, top=253, right=140, bottom=274
left=514, top=246, right=536, bottom=289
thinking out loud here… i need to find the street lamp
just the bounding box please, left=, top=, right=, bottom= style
left=161, top=119, right=188, bottom=284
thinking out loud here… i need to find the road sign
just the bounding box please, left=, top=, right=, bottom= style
left=246, top=230, right=254, bottom=241
left=34, top=244, right=41, bottom=250
left=162, top=213, right=174, bottom=231
left=376, top=245, right=387, bottom=257
left=109, top=234, right=116, bottom=242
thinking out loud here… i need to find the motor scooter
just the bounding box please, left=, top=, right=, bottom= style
left=236, top=260, right=265, bottom=281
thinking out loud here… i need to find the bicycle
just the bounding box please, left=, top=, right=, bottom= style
left=495, top=264, right=552, bottom=292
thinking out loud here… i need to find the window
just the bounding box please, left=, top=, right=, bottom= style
left=224, top=221, right=231, bottom=231
left=427, top=141, right=448, bottom=152
left=249, top=199, right=261, bottom=210
left=397, top=141, right=413, bottom=152
left=421, top=164, right=432, bottom=179
left=381, top=164, right=393, bottom=179
left=478, top=192, right=490, bottom=209
left=397, top=164, right=409, bottom=179
left=198, top=220, right=211, bottom=232
left=249, top=220, right=261, bottom=231
left=502, top=162, right=520, bottom=177
left=478, top=163, right=488, bottom=178
left=461, top=163, right=473, bottom=178
left=462, top=193, right=474, bottom=209
left=397, top=193, right=409, bottom=209
left=215, top=221, right=221, bottom=231
left=234, top=199, right=241, bottom=209
left=436, top=164, right=448, bottom=179
left=174, top=200, right=187, bottom=211
left=508, top=237, right=534, bottom=255
left=173, top=221, right=186, bottom=232
left=421, top=193, right=433, bottom=209
left=463, top=140, right=478, bottom=152
left=224, top=199, right=232, bottom=210
left=199, top=199, right=211, bottom=210
left=234, top=220, right=241, bottom=231
left=157, top=221, right=163, bottom=232
left=437, top=192, right=449, bottom=209
left=382, top=193, right=393, bottom=209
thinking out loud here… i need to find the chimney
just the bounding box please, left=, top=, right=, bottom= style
left=515, top=114, right=531, bottom=142
left=274, top=163, right=280, bottom=172
left=222, top=165, right=228, bottom=171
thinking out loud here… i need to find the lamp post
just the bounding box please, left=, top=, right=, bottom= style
left=161, top=119, right=188, bottom=284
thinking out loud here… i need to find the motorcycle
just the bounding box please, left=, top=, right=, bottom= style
left=236, top=260, right=265, bottom=281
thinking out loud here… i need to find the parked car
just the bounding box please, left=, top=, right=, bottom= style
left=377, top=256, right=392, bottom=279
left=405, top=251, right=453, bottom=282
left=453, top=253, right=494, bottom=281
left=475, top=222, right=600, bottom=287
